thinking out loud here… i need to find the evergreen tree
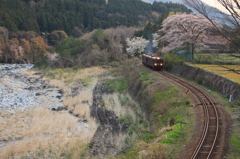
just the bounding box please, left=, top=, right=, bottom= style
left=0, top=0, right=191, bottom=35
left=3, top=13, right=18, bottom=32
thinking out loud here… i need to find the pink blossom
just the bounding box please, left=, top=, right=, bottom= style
left=157, top=13, right=222, bottom=53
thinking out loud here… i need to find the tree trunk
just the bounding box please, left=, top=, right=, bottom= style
left=191, top=43, right=195, bottom=61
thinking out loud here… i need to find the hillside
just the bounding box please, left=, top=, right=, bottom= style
left=0, top=0, right=191, bottom=35
left=148, top=0, right=182, bottom=3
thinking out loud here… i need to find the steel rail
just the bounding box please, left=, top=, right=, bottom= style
left=158, top=71, right=219, bottom=159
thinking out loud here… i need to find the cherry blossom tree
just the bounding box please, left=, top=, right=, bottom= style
left=126, top=36, right=149, bottom=58
left=183, top=0, right=240, bottom=57
left=157, top=13, right=222, bottom=60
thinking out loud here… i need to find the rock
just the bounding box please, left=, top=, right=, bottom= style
left=51, top=106, right=68, bottom=111
left=56, top=95, right=61, bottom=99
left=14, top=75, right=19, bottom=79
left=73, top=113, right=80, bottom=117
left=89, top=82, right=128, bottom=157
left=58, top=89, right=64, bottom=94
left=71, top=87, right=79, bottom=97
left=35, top=93, right=42, bottom=96
left=82, top=100, right=89, bottom=104
left=0, top=64, right=64, bottom=113
left=27, top=86, right=36, bottom=90
left=71, top=93, right=79, bottom=97
left=5, top=67, right=10, bottom=70
left=71, top=87, right=78, bottom=91
left=33, top=72, right=44, bottom=76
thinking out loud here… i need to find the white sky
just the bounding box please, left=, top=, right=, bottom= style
left=200, top=0, right=228, bottom=13
left=141, top=0, right=229, bottom=13
left=142, top=0, right=151, bottom=3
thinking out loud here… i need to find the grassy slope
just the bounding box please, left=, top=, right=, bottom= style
left=111, top=62, right=196, bottom=159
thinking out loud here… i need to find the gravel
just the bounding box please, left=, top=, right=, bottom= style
left=0, top=64, right=64, bottom=113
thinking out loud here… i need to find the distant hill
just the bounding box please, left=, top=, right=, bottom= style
left=146, top=0, right=183, bottom=4
left=0, top=0, right=191, bottom=35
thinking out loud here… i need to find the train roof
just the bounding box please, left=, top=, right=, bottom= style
left=142, top=53, right=162, bottom=59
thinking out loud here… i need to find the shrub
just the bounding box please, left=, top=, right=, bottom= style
left=105, top=78, right=127, bottom=93
left=34, top=57, right=48, bottom=69
left=163, top=52, right=186, bottom=70
left=230, top=134, right=240, bottom=149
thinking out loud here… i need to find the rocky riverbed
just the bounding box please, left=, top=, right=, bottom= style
left=0, top=64, right=64, bottom=113
left=0, top=64, right=97, bottom=158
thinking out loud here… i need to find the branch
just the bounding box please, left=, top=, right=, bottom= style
left=220, top=65, right=240, bottom=74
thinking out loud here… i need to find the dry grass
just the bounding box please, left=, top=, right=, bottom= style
left=64, top=90, right=93, bottom=119
left=137, top=141, right=168, bottom=159
left=1, top=66, right=143, bottom=158
left=0, top=66, right=108, bottom=158
left=189, top=64, right=240, bottom=83
left=103, top=93, right=143, bottom=124
left=0, top=107, right=98, bottom=159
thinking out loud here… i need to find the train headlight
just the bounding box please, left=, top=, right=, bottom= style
left=160, top=63, right=163, bottom=66
left=154, top=63, right=157, bottom=66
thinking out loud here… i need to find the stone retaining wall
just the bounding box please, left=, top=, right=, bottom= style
left=167, top=64, right=240, bottom=101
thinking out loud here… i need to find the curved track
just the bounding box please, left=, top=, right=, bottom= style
left=159, top=71, right=219, bottom=159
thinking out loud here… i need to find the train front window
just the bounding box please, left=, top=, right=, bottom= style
left=155, top=59, right=162, bottom=63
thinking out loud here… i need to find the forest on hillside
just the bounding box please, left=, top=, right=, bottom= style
left=0, top=0, right=191, bottom=35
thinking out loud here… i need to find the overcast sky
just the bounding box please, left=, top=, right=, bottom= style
left=141, top=0, right=151, bottom=3
left=200, top=0, right=228, bottom=13
left=142, top=0, right=229, bottom=13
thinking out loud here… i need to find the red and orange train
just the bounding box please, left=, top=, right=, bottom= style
left=142, top=54, right=163, bottom=71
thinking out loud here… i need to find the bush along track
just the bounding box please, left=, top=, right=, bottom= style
left=98, top=61, right=196, bottom=159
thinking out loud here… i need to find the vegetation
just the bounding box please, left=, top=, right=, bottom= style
left=134, top=22, right=159, bottom=41
left=202, top=88, right=240, bottom=159
left=1, top=0, right=239, bottom=158
left=0, top=26, right=136, bottom=66
left=107, top=61, right=195, bottom=159
left=0, top=0, right=192, bottom=65
left=189, top=64, right=240, bottom=84
left=162, top=52, right=187, bottom=70
left=105, top=77, right=127, bottom=94
left=155, top=13, right=222, bottom=61
left=183, top=0, right=240, bottom=57
left=0, top=0, right=191, bottom=35
left=0, top=66, right=108, bottom=158
left=194, top=53, right=240, bottom=64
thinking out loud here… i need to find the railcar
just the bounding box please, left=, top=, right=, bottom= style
left=142, top=54, right=163, bottom=71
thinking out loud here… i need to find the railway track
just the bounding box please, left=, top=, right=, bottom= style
left=159, top=71, right=219, bottom=159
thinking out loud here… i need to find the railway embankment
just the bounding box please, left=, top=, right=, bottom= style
left=166, top=63, right=240, bottom=158
left=167, top=63, right=240, bottom=101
